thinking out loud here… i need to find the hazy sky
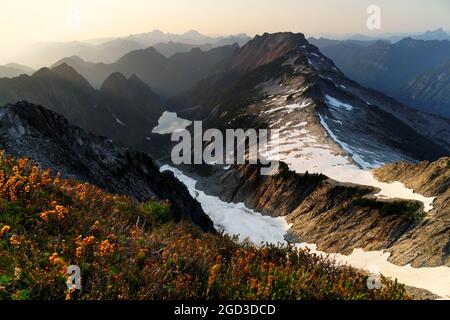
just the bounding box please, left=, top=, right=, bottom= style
left=0, top=0, right=449, bottom=46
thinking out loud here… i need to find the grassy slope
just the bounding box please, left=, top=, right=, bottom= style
left=0, top=152, right=407, bottom=300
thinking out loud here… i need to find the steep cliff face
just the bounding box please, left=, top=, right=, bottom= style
left=0, top=101, right=215, bottom=232
left=189, top=161, right=447, bottom=267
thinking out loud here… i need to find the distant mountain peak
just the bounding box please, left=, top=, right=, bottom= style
left=128, top=73, right=146, bottom=84
left=415, top=27, right=450, bottom=41
left=100, top=72, right=151, bottom=92
left=103, top=71, right=128, bottom=83
left=183, top=29, right=202, bottom=36
left=43, top=63, right=94, bottom=90
left=116, top=46, right=166, bottom=65
left=150, top=29, right=165, bottom=35
left=51, top=63, right=88, bottom=81
left=426, top=27, right=446, bottom=35
left=224, top=32, right=308, bottom=73
left=100, top=72, right=158, bottom=104
left=100, top=72, right=131, bottom=93
left=67, top=55, right=86, bottom=63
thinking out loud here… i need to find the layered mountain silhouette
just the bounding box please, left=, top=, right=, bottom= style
left=308, top=37, right=377, bottom=49
left=0, top=64, right=163, bottom=147
left=13, top=30, right=250, bottom=69
left=0, top=63, right=35, bottom=78
left=53, top=44, right=239, bottom=97
left=413, top=28, right=450, bottom=41
left=152, top=41, right=214, bottom=57
left=126, top=29, right=250, bottom=48
left=314, top=37, right=450, bottom=117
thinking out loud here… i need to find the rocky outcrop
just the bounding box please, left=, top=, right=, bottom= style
left=189, top=161, right=447, bottom=267
left=0, top=101, right=215, bottom=232
left=374, top=158, right=450, bottom=267
left=221, top=32, right=309, bottom=73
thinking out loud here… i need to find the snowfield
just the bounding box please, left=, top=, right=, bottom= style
left=160, top=165, right=289, bottom=244
left=262, top=107, right=435, bottom=212
left=160, top=165, right=450, bottom=299
left=325, top=95, right=353, bottom=111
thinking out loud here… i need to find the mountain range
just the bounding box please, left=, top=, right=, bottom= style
left=169, top=32, right=449, bottom=157
left=0, top=64, right=163, bottom=147
left=313, top=37, right=450, bottom=117
left=321, top=28, right=450, bottom=43
left=0, top=63, right=35, bottom=78
left=163, top=32, right=450, bottom=269
left=52, top=44, right=238, bottom=98
left=9, top=30, right=250, bottom=69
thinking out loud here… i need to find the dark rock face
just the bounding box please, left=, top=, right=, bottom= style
left=197, top=163, right=330, bottom=217
left=0, top=101, right=215, bottom=232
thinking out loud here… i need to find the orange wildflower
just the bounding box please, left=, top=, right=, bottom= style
left=9, top=234, right=21, bottom=246
left=0, top=225, right=10, bottom=236
left=98, top=240, right=115, bottom=257
left=207, top=263, right=221, bottom=295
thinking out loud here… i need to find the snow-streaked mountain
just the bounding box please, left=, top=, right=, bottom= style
left=164, top=32, right=449, bottom=211
left=170, top=32, right=449, bottom=163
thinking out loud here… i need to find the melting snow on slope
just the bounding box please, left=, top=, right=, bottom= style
left=160, top=165, right=450, bottom=299
left=112, top=114, right=127, bottom=127
left=317, top=115, right=435, bottom=211
left=160, top=165, right=289, bottom=244
left=319, top=115, right=376, bottom=169
left=264, top=101, right=312, bottom=114
left=298, top=244, right=450, bottom=299
left=263, top=109, right=435, bottom=211
left=325, top=95, right=353, bottom=111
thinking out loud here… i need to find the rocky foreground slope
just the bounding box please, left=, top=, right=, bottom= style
left=0, top=101, right=214, bottom=232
